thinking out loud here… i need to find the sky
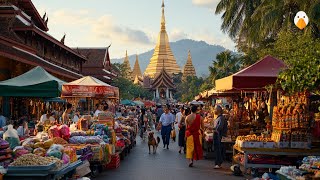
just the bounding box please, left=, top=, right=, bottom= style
left=32, top=0, right=235, bottom=59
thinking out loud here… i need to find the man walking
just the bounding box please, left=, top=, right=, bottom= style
left=213, top=105, right=227, bottom=169
left=158, top=105, right=175, bottom=149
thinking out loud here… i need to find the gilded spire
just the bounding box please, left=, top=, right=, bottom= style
left=161, top=0, right=165, bottom=30
left=144, top=0, right=181, bottom=78
left=123, top=50, right=132, bottom=80
left=132, top=54, right=142, bottom=78
left=182, top=50, right=196, bottom=80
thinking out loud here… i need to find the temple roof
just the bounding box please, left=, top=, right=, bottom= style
left=123, top=50, right=132, bottom=80
left=150, top=68, right=175, bottom=90
left=144, top=0, right=180, bottom=78
left=182, top=50, right=196, bottom=80
left=1, top=0, right=49, bottom=31
left=132, top=55, right=142, bottom=78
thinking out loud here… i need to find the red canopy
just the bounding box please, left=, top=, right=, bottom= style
left=215, top=55, right=285, bottom=91
left=61, top=76, right=119, bottom=98
left=143, top=100, right=155, bottom=107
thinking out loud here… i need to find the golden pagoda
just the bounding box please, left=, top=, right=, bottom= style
left=182, top=50, right=196, bottom=80
left=123, top=50, right=132, bottom=80
left=144, top=0, right=181, bottom=78
left=132, top=54, right=142, bottom=79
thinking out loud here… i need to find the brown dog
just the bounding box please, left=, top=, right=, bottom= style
left=148, top=132, right=160, bottom=154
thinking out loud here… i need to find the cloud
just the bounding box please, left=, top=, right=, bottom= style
left=38, top=8, right=152, bottom=48
left=169, top=28, right=189, bottom=41
left=92, top=16, right=152, bottom=45
left=192, top=0, right=219, bottom=8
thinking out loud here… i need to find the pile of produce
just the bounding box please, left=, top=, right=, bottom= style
left=0, top=139, right=12, bottom=167
left=10, top=153, right=62, bottom=168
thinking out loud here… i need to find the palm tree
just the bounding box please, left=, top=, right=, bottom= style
left=215, top=0, right=262, bottom=42
left=208, top=51, right=241, bottom=86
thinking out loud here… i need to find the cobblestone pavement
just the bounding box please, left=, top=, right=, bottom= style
left=96, top=130, right=245, bottom=180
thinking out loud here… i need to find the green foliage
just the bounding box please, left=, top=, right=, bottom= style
left=258, top=30, right=320, bottom=94
left=207, top=50, right=241, bottom=86
left=174, top=76, right=205, bottom=102
left=111, top=63, right=153, bottom=100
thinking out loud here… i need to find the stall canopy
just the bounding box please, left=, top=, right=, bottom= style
left=61, top=76, right=119, bottom=98
left=215, top=55, right=285, bottom=91
left=120, top=99, right=136, bottom=106
left=133, top=100, right=144, bottom=107
left=0, top=66, right=65, bottom=97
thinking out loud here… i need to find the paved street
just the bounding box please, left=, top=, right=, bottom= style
left=97, top=131, right=245, bottom=180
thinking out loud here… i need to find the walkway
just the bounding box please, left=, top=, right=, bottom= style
left=97, top=131, right=245, bottom=180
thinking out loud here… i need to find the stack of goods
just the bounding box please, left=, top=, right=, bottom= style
left=276, top=166, right=305, bottom=180
left=9, top=153, right=63, bottom=169
left=291, top=131, right=311, bottom=149
left=272, top=103, right=309, bottom=129
left=299, top=156, right=320, bottom=178
left=105, top=153, right=120, bottom=169
left=69, top=136, right=103, bottom=144
left=64, top=144, right=93, bottom=161
left=3, top=125, right=20, bottom=149
left=235, top=135, right=276, bottom=148
left=48, top=125, right=70, bottom=141
left=0, top=139, right=12, bottom=168
left=233, top=154, right=292, bottom=166
left=271, top=129, right=290, bottom=148
left=46, top=144, right=71, bottom=165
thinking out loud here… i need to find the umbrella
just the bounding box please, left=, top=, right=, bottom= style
left=121, top=99, right=136, bottom=106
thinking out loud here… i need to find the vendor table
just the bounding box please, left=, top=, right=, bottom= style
left=233, top=145, right=320, bottom=173
left=4, top=160, right=83, bottom=180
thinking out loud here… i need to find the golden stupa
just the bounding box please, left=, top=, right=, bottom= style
left=182, top=50, right=196, bottom=80
left=144, top=0, right=181, bottom=78
left=132, top=54, right=142, bottom=79
left=123, top=50, right=132, bottom=80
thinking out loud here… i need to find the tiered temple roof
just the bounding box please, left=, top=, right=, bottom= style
left=123, top=50, right=132, bottom=80
left=182, top=50, right=196, bottom=80
left=132, top=55, right=142, bottom=79
left=150, top=68, right=175, bottom=90
left=144, top=0, right=181, bottom=78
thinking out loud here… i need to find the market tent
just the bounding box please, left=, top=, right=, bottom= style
left=61, top=76, right=119, bottom=98
left=143, top=100, right=155, bottom=107
left=0, top=66, right=65, bottom=97
left=215, top=56, right=285, bottom=91
left=133, top=100, right=144, bottom=107
left=120, top=99, right=136, bottom=106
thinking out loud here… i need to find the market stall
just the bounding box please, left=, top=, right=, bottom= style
left=0, top=66, right=66, bottom=120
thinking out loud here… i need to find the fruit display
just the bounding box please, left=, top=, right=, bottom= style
left=236, top=135, right=275, bottom=148
left=272, top=93, right=310, bottom=129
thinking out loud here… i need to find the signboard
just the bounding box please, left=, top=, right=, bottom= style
left=61, top=85, right=115, bottom=98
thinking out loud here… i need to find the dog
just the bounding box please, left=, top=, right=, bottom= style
left=148, top=132, right=160, bottom=154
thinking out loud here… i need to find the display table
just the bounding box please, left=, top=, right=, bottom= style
left=233, top=145, right=320, bottom=173
left=4, top=160, right=83, bottom=180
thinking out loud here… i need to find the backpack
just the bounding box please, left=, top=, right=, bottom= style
left=221, top=115, right=228, bottom=137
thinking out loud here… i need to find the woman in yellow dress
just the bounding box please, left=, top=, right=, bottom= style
left=185, top=105, right=204, bottom=167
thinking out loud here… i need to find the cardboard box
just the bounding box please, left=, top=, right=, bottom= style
left=263, top=142, right=276, bottom=148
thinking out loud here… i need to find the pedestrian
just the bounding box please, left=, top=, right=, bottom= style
left=178, top=107, right=189, bottom=154
left=94, top=104, right=103, bottom=117
left=72, top=110, right=81, bottom=123
left=139, top=109, right=148, bottom=138
left=62, top=103, right=72, bottom=125
left=155, top=105, right=164, bottom=131
left=157, top=105, right=175, bottom=149
left=185, top=105, right=204, bottom=167
left=213, top=105, right=227, bottom=169
left=0, top=111, right=7, bottom=128
left=40, top=110, right=55, bottom=125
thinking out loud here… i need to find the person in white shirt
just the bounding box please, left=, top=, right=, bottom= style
left=17, top=119, right=29, bottom=138
left=72, top=110, right=81, bottom=123
left=175, top=107, right=183, bottom=124
left=39, top=110, right=55, bottom=125
left=158, top=105, right=175, bottom=149
left=94, top=104, right=103, bottom=117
